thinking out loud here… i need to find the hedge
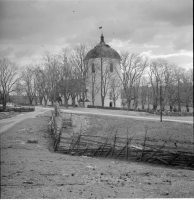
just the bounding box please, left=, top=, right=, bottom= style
left=0, top=106, right=35, bottom=112
left=87, top=105, right=193, bottom=117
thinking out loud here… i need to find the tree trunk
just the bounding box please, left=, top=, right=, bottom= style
left=177, top=79, right=181, bottom=112
left=178, top=102, right=181, bottom=112
left=82, top=92, right=85, bottom=108
left=28, top=97, right=33, bottom=106
left=153, top=104, right=157, bottom=111
left=101, top=96, right=105, bottom=107
left=186, top=105, right=189, bottom=112
left=72, top=96, right=76, bottom=107
left=127, top=99, right=131, bottom=110
left=147, top=101, right=150, bottom=110
left=141, top=97, right=144, bottom=110
left=39, top=97, right=43, bottom=106
left=64, top=96, right=68, bottom=108
left=134, top=100, right=138, bottom=110
left=3, top=99, right=6, bottom=111
left=43, top=97, right=47, bottom=107
left=34, top=96, right=38, bottom=106
left=92, top=92, right=95, bottom=106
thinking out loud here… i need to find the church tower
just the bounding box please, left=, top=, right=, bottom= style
left=84, top=34, right=122, bottom=107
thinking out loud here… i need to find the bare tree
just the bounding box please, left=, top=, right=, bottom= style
left=115, top=52, right=148, bottom=110
left=0, top=58, right=19, bottom=110
left=132, top=78, right=142, bottom=110
left=181, top=68, right=193, bottom=112
left=187, top=68, right=193, bottom=107
left=139, top=76, right=149, bottom=110
left=100, top=58, right=114, bottom=107
left=58, top=48, right=73, bottom=108
left=20, top=65, right=37, bottom=105
left=162, top=63, right=178, bottom=112
left=148, top=58, right=168, bottom=111
left=109, top=77, right=121, bottom=107
left=42, top=52, right=60, bottom=106
left=33, top=64, right=48, bottom=106
left=69, top=78, right=81, bottom=107
left=174, top=66, right=185, bottom=112
left=14, top=81, right=26, bottom=105
left=70, top=44, right=93, bottom=107
left=149, top=60, right=160, bottom=110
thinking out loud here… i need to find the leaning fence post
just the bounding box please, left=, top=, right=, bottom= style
left=140, top=125, right=148, bottom=161
left=99, top=137, right=109, bottom=157
left=111, top=131, right=117, bottom=157
left=93, top=145, right=102, bottom=157
left=71, top=135, right=80, bottom=152
left=126, top=128, right=129, bottom=160
left=54, top=129, right=62, bottom=152
left=144, top=140, right=167, bottom=162
left=54, top=116, right=57, bottom=138
left=76, top=134, right=82, bottom=153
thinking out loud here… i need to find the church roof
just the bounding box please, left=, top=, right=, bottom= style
left=84, top=34, right=121, bottom=61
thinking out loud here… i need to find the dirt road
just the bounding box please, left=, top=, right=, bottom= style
left=0, top=108, right=49, bottom=134
left=1, top=110, right=194, bottom=198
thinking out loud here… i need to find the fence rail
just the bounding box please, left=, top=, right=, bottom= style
left=49, top=110, right=194, bottom=169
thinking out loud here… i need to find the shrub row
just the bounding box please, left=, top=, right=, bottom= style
left=13, top=107, right=35, bottom=112
left=87, top=105, right=132, bottom=111
left=149, top=110, right=193, bottom=116
left=47, top=104, right=78, bottom=108
left=87, top=105, right=193, bottom=117
left=0, top=106, right=35, bottom=112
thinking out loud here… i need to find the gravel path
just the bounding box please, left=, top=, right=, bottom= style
left=0, top=108, right=50, bottom=134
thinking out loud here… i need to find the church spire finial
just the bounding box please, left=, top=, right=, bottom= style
left=100, top=34, right=105, bottom=44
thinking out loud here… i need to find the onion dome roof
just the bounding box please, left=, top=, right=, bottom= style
left=84, top=34, right=121, bottom=61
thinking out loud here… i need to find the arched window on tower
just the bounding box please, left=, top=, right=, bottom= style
left=110, top=63, right=113, bottom=72
left=92, top=63, right=95, bottom=73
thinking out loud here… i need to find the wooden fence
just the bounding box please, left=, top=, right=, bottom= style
left=49, top=110, right=194, bottom=169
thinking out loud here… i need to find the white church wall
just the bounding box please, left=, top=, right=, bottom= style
left=86, top=57, right=122, bottom=107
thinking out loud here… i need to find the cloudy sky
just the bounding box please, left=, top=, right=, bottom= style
left=0, top=0, right=193, bottom=69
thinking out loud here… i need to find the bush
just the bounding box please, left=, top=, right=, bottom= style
left=87, top=105, right=128, bottom=111
left=13, top=106, right=35, bottom=112
left=87, top=105, right=193, bottom=117
left=146, top=109, right=193, bottom=117
left=87, top=105, right=148, bottom=112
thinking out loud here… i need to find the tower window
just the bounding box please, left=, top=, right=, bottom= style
left=92, top=63, right=95, bottom=73
left=110, top=63, right=113, bottom=72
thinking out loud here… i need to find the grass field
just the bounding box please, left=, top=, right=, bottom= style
left=72, top=114, right=194, bottom=153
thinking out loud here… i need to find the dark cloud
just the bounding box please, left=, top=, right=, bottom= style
left=116, top=0, right=193, bottom=27
left=0, top=0, right=192, bottom=43
left=0, top=0, right=192, bottom=67
left=146, top=0, right=193, bottom=27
